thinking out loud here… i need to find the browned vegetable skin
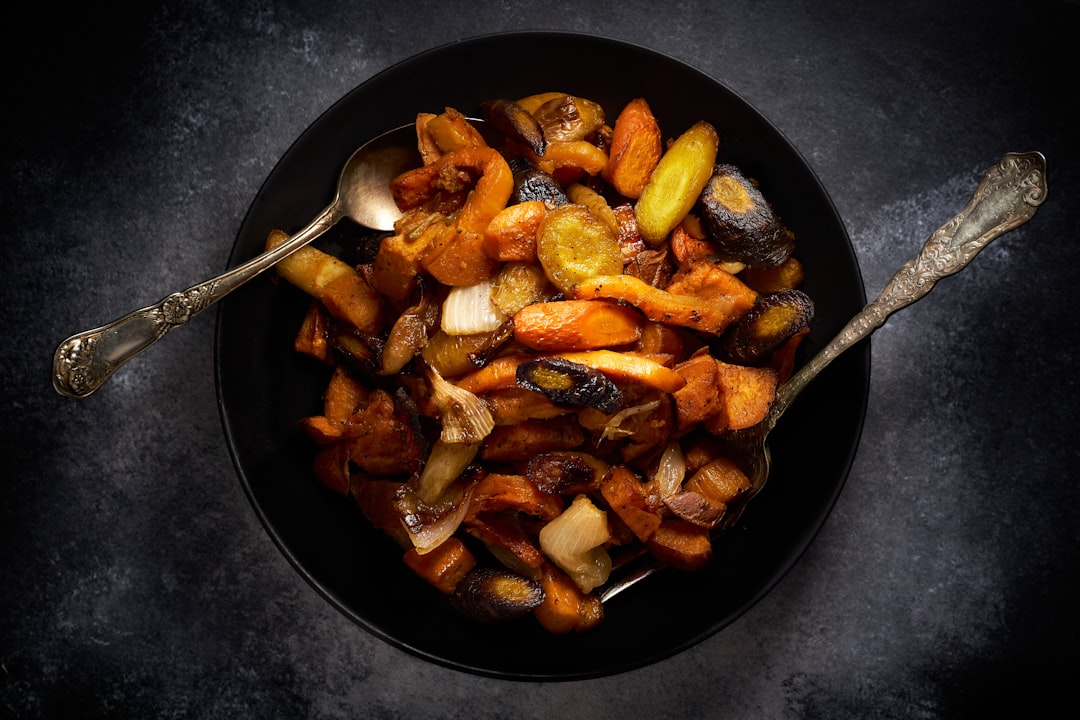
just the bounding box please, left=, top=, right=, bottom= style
left=531, top=93, right=606, bottom=143
left=718, top=288, right=815, bottom=365
left=449, top=567, right=546, bottom=623
left=698, top=163, right=796, bottom=267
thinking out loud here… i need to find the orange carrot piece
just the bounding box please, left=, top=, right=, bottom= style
left=483, top=200, right=546, bottom=263
left=602, top=98, right=663, bottom=199
left=552, top=349, right=687, bottom=393
left=573, top=273, right=753, bottom=335
left=512, top=300, right=644, bottom=352
left=454, top=354, right=531, bottom=395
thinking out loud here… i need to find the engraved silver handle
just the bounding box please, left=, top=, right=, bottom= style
left=52, top=205, right=341, bottom=399
left=770, top=151, right=1048, bottom=421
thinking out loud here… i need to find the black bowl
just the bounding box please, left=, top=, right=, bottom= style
left=215, top=31, right=868, bottom=680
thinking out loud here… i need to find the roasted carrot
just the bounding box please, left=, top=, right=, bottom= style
left=552, top=349, right=686, bottom=393
left=512, top=300, right=644, bottom=352
left=572, top=273, right=753, bottom=336
left=403, top=537, right=477, bottom=594
left=483, top=200, right=546, bottom=263
left=602, top=98, right=663, bottom=199
left=454, top=354, right=531, bottom=394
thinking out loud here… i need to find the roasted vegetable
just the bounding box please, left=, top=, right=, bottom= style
left=534, top=562, right=605, bottom=634
left=698, top=163, right=796, bottom=267
left=265, top=228, right=386, bottom=335
left=526, top=451, right=610, bottom=496
left=516, top=356, right=624, bottom=413
left=718, top=289, right=814, bottom=365
left=634, top=121, right=719, bottom=244
left=449, top=567, right=545, bottom=623
left=572, top=273, right=754, bottom=336
left=602, top=97, right=662, bottom=199
left=535, top=203, right=623, bottom=294
left=512, top=299, right=643, bottom=352
left=481, top=98, right=546, bottom=156
left=531, top=93, right=606, bottom=142
left=403, top=537, right=477, bottom=594
left=509, top=157, right=569, bottom=207
left=483, top=200, right=547, bottom=263
left=538, top=494, right=612, bottom=593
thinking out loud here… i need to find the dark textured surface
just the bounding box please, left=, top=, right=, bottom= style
left=2, top=1, right=1077, bottom=717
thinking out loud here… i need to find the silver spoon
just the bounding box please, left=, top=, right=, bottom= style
left=52, top=124, right=419, bottom=399
left=600, top=150, right=1049, bottom=602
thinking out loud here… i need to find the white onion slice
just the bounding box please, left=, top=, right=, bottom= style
left=441, top=279, right=507, bottom=335
left=539, top=495, right=612, bottom=592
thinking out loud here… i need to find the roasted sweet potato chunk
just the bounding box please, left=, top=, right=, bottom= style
left=403, top=537, right=477, bottom=594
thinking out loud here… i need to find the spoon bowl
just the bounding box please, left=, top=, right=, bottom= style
left=600, top=150, right=1048, bottom=602
left=51, top=124, right=420, bottom=399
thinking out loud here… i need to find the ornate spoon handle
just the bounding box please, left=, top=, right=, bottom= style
left=771, top=151, right=1048, bottom=420
left=52, top=205, right=341, bottom=399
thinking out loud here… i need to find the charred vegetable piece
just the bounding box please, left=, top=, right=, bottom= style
left=449, top=567, right=545, bottom=623
left=526, top=451, right=610, bottom=495
left=509, top=157, right=569, bottom=207
left=718, top=289, right=814, bottom=365
left=516, top=357, right=623, bottom=414
left=481, top=98, right=546, bottom=156
left=698, top=164, right=796, bottom=267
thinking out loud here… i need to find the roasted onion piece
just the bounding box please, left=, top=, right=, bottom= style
left=532, top=94, right=606, bottom=142
left=718, top=289, right=814, bottom=365
left=516, top=357, right=623, bottom=414
left=698, top=163, right=796, bottom=267
left=449, top=567, right=545, bottom=623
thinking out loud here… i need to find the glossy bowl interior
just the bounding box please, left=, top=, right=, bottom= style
left=215, top=31, right=868, bottom=680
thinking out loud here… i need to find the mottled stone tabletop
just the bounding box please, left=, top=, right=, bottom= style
left=3, top=1, right=1077, bottom=718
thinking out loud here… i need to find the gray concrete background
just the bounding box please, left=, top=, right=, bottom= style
left=3, top=1, right=1077, bottom=717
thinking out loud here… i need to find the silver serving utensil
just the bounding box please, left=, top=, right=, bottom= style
left=52, top=124, right=419, bottom=399
left=601, top=150, right=1048, bottom=602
